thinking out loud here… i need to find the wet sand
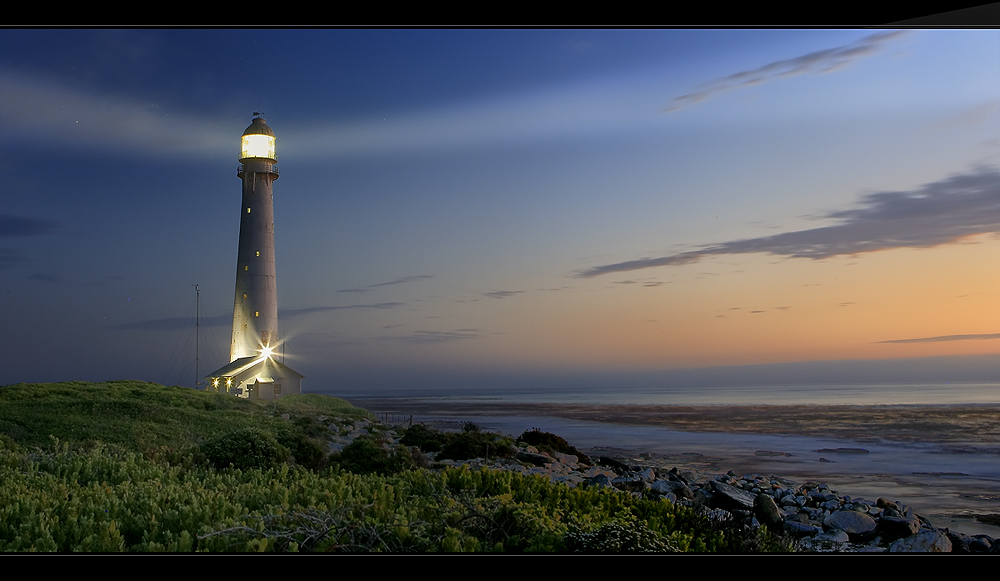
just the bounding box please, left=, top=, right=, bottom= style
left=355, top=399, right=1000, bottom=537
left=357, top=399, right=1000, bottom=446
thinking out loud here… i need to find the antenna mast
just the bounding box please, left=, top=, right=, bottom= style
left=194, top=284, right=203, bottom=388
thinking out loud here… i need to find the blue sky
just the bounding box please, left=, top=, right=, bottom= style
left=2, top=29, right=998, bottom=391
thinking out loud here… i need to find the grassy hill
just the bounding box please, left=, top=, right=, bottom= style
left=0, top=381, right=788, bottom=553
left=0, top=380, right=370, bottom=452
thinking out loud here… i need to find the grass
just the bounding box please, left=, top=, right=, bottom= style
left=0, top=380, right=793, bottom=552
left=0, top=380, right=371, bottom=452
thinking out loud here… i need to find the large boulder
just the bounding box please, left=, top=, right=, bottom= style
left=823, top=510, right=877, bottom=539
left=709, top=480, right=756, bottom=511
left=754, top=493, right=784, bottom=530
left=889, top=530, right=952, bottom=552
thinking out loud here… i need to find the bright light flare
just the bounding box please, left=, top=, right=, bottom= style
left=241, top=134, right=276, bottom=160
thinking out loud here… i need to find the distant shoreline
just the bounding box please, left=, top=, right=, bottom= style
left=346, top=399, right=1000, bottom=446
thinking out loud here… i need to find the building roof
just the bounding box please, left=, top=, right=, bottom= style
left=205, top=355, right=303, bottom=380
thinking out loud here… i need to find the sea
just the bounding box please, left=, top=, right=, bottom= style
left=317, top=382, right=1000, bottom=538
left=326, top=381, right=1000, bottom=407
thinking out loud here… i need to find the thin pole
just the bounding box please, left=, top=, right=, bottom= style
left=194, top=283, right=201, bottom=388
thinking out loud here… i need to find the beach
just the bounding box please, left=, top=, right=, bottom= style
left=349, top=397, right=1000, bottom=538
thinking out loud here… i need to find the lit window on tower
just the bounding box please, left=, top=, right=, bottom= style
left=256, top=251, right=260, bottom=256
left=255, top=311, right=259, bottom=317
left=247, top=207, right=251, bottom=213
left=245, top=265, right=248, bottom=271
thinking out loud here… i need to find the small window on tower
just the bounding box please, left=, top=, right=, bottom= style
left=245, top=265, right=248, bottom=271
left=247, top=207, right=251, bottom=213
left=256, top=251, right=260, bottom=256
left=243, top=293, right=247, bottom=300
left=255, top=311, right=259, bottom=317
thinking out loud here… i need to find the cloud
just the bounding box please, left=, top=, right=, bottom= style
left=28, top=272, right=61, bottom=283
left=0, top=215, right=61, bottom=238
left=369, top=275, right=433, bottom=287
left=0, top=70, right=231, bottom=158
left=380, top=329, right=480, bottom=344
left=338, top=275, right=432, bottom=294
left=279, top=303, right=404, bottom=318
left=483, top=290, right=524, bottom=299
left=0, top=249, right=23, bottom=270
left=109, top=314, right=230, bottom=331
left=578, top=165, right=1000, bottom=277
left=663, top=31, right=909, bottom=113
left=110, top=303, right=404, bottom=330
left=932, top=100, right=1000, bottom=131
left=878, top=333, right=1000, bottom=344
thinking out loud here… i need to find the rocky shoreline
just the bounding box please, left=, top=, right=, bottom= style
left=439, top=444, right=997, bottom=553
left=330, top=417, right=998, bottom=553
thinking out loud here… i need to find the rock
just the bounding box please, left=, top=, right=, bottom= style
left=877, top=516, right=921, bottom=540
left=754, top=493, right=784, bottom=530
left=823, top=510, right=877, bottom=538
left=612, top=474, right=647, bottom=493
left=816, top=448, right=869, bottom=454
left=598, top=456, right=631, bottom=475
left=637, top=467, right=656, bottom=482
left=876, top=497, right=900, bottom=511
left=552, top=452, right=579, bottom=467
left=784, top=520, right=822, bottom=538
left=586, top=473, right=614, bottom=490
left=889, top=530, right=952, bottom=552
left=515, top=451, right=552, bottom=467
left=969, top=536, right=992, bottom=553
left=799, top=529, right=850, bottom=552
left=709, top=480, right=756, bottom=511
left=946, top=531, right=971, bottom=553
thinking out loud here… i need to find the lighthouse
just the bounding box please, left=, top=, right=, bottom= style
left=205, top=114, right=303, bottom=399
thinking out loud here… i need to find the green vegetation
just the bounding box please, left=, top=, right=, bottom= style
left=331, top=435, right=417, bottom=476
left=516, top=428, right=591, bottom=464
left=0, top=381, right=791, bottom=553
left=399, top=421, right=516, bottom=462
left=0, top=380, right=372, bottom=453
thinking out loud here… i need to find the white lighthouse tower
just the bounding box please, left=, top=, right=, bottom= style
left=205, top=114, right=303, bottom=399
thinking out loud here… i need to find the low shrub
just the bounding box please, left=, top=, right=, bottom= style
left=332, top=436, right=414, bottom=476
left=437, top=431, right=515, bottom=461
left=516, top=429, right=591, bottom=464
left=564, top=519, right=679, bottom=553
left=276, top=428, right=328, bottom=471
left=399, top=423, right=448, bottom=452
left=199, top=427, right=290, bottom=471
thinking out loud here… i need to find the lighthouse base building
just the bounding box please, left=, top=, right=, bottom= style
left=205, top=115, right=303, bottom=400
left=207, top=356, right=303, bottom=400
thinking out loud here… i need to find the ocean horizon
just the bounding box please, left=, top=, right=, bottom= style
left=319, top=381, right=1000, bottom=407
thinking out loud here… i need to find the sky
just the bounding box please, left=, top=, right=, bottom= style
left=1, top=29, right=998, bottom=393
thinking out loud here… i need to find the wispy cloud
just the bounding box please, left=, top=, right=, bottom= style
left=110, top=303, right=404, bottom=330
left=878, top=333, right=1000, bottom=344
left=483, top=290, right=524, bottom=299
left=337, top=275, right=432, bottom=294
left=280, top=303, right=404, bottom=318
left=0, top=249, right=22, bottom=269
left=578, top=165, right=1000, bottom=277
left=28, top=272, right=61, bottom=283
left=663, top=31, right=909, bottom=113
left=109, top=314, right=230, bottom=331
left=0, top=71, right=231, bottom=158
left=0, top=215, right=61, bottom=238
left=380, top=329, right=480, bottom=344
